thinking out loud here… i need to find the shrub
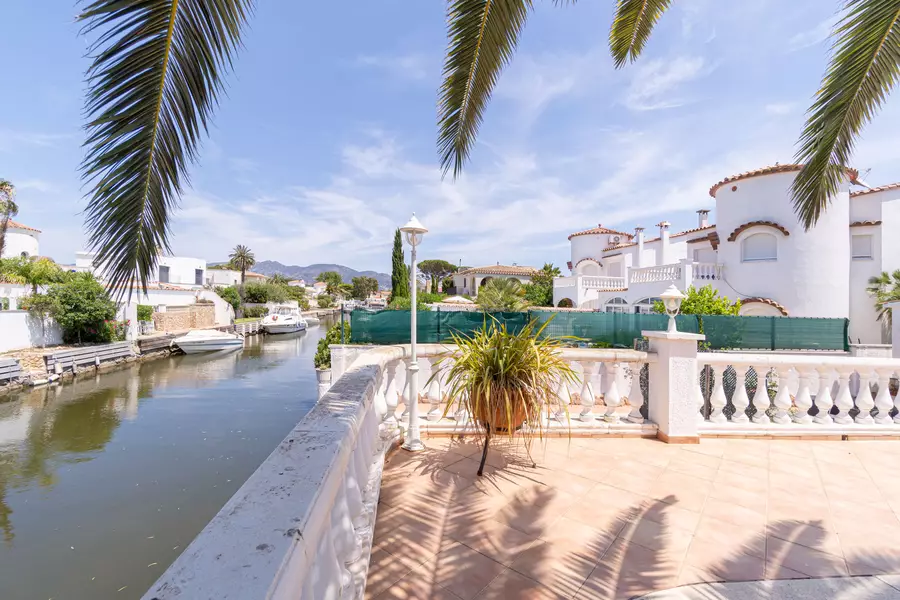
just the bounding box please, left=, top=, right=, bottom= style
left=314, top=322, right=351, bottom=370
left=241, top=305, right=268, bottom=319
left=242, top=282, right=269, bottom=303
left=418, top=292, right=445, bottom=304
left=317, top=294, right=335, bottom=308
left=387, top=296, right=431, bottom=311
left=137, top=304, right=153, bottom=321
left=215, top=286, right=241, bottom=311
left=46, top=273, right=117, bottom=344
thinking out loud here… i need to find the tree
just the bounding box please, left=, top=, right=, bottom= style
left=390, top=229, right=409, bottom=301
left=476, top=278, right=528, bottom=312
left=337, top=282, right=354, bottom=300
left=522, top=263, right=560, bottom=307
left=215, top=285, right=241, bottom=312
left=316, top=271, right=343, bottom=296
left=351, top=276, right=380, bottom=301
left=867, top=269, right=900, bottom=328
left=418, top=259, right=457, bottom=293
left=317, top=294, right=335, bottom=309
left=652, top=285, right=741, bottom=316
left=1, top=256, right=65, bottom=293
left=46, top=273, right=118, bottom=344
left=0, top=179, right=17, bottom=258
left=229, top=245, right=255, bottom=283
left=75, top=1, right=899, bottom=288
left=269, top=273, right=290, bottom=286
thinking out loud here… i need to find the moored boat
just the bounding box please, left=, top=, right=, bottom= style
left=261, top=307, right=308, bottom=334
left=174, top=329, right=244, bottom=354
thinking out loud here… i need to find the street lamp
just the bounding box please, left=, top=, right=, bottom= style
left=400, top=213, right=428, bottom=452
left=660, top=284, right=686, bottom=333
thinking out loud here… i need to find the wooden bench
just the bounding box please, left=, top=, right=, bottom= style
left=44, top=342, right=135, bottom=374
left=0, top=358, right=23, bottom=384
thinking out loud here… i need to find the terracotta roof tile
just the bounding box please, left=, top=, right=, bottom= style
left=709, top=164, right=858, bottom=198
left=726, top=220, right=790, bottom=242
left=850, top=182, right=900, bottom=197
left=573, top=257, right=602, bottom=268
left=568, top=224, right=634, bottom=241
left=850, top=220, right=882, bottom=227
left=457, top=265, right=539, bottom=276
left=741, top=297, right=788, bottom=316
left=7, top=219, right=40, bottom=233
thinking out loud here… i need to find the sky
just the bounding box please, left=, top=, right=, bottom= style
left=2, top=0, right=899, bottom=274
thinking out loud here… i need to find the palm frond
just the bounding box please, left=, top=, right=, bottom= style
left=438, top=0, right=534, bottom=178
left=792, top=0, right=900, bottom=228
left=609, top=0, right=673, bottom=67
left=79, top=0, right=253, bottom=295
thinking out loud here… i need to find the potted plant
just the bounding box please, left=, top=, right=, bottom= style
left=432, top=317, right=578, bottom=476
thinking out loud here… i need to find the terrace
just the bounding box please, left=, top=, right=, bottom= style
left=143, top=332, right=900, bottom=600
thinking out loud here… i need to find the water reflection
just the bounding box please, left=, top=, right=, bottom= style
left=0, top=324, right=326, bottom=600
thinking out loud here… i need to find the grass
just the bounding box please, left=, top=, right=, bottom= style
left=234, top=317, right=260, bottom=323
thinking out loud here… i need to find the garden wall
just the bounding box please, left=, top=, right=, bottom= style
left=0, top=311, right=63, bottom=352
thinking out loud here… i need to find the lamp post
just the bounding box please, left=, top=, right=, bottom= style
left=400, top=213, right=428, bottom=452
left=660, top=284, right=686, bottom=333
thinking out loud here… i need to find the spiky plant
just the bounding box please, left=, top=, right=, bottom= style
left=867, top=269, right=900, bottom=328
left=228, top=244, right=255, bottom=283
left=432, top=317, right=578, bottom=475
left=476, top=278, right=528, bottom=312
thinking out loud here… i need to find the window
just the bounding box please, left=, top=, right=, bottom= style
left=20, top=251, right=28, bottom=258
left=852, top=234, right=873, bottom=259
left=195, top=268, right=204, bottom=285
left=159, top=265, right=170, bottom=283
left=605, top=297, right=629, bottom=314
left=741, top=232, right=777, bottom=262
left=633, top=297, right=662, bottom=314
left=692, top=249, right=701, bottom=262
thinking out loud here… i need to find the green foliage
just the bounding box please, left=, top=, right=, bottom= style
left=269, top=273, right=290, bottom=286
left=317, top=294, right=335, bottom=309
left=418, top=259, right=457, bottom=292
left=418, top=292, right=445, bottom=305
left=229, top=245, right=256, bottom=282
left=522, top=263, right=559, bottom=308
left=387, top=296, right=431, bottom=311
left=337, top=283, right=354, bottom=299
left=314, top=322, right=351, bottom=370
left=242, top=282, right=269, bottom=303
left=0, top=256, right=65, bottom=293
left=476, top=279, right=528, bottom=312
left=390, top=229, right=409, bottom=301
left=316, top=271, right=343, bottom=295
left=45, top=273, right=118, bottom=344
left=0, top=178, right=18, bottom=258
left=241, top=305, right=268, bottom=319
left=137, top=304, right=153, bottom=321
left=609, top=0, right=673, bottom=67
left=867, top=269, right=900, bottom=327
left=351, top=276, right=380, bottom=300
left=215, top=286, right=241, bottom=311
left=652, top=285, right=741, bottom=316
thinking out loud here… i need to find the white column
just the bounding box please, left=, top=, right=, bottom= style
left=602, top=362, right=622, bottom=422
left=793, top=367, right=814, bottom=424
left=694, top=363, right=707, bottom=423
left=731, top=365, right=751, bottom=423
left=425, top=358, right=442, bottom=422
left=679, top=258, right=693, bottom=291
left=707, top=366, right=728, bottom=424
left=750, top=366, right=771, bottom=424
left=833, top=368, right=855, bottom=425
left=644, top=330, right=705, bottom=443
left=854, top=369, right=876, bottom=425
left=874, top=369, right=895, bottom=424
left=626, top=364, right=644, bottom=423
left=772, top=367, right=793, bottom=424
left=403, top=242, right=424, bottom=451
left=578, top=361, right=596, bottom=422
left=555, top=379, right=571, bottom=422
left=813, top=367, right=834, bottom=424
left=384, top=361, right=399, bottom=426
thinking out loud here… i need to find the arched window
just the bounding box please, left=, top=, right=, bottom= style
left=557, top=298, right=574, bottom=308
left=633, top=297, right=662, bottom=314
left=605, top=297, right=629, bottom=314
left=20, top=251, right=28, bottom=258
left=741, top=232, right=777, bottom=262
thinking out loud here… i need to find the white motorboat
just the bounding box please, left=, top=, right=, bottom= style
left=261, top=307, right=308, bottom=334
left=174, top=329, right=244, bottom=354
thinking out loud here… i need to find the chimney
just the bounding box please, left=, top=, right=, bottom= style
left=634, top=227, right=645, bottom=268
left=657, top=221, right=671, bottom=265
left=697, top=209, right=710, bottom=228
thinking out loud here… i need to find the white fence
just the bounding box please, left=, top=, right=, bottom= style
left=629, top=263, right=682, bottom=284
left=693, top=262, right=724, bottom=281
left=0, top=311, right=63, bottom=353
left=581, top=275, right=627, bottom=291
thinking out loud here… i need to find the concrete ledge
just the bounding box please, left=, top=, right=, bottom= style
left=700, top=423, right=900, bottom=438
left=657, top=431, right=700, bottom=444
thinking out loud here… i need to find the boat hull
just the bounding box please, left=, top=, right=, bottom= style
left=176, top=339, right=244, bottom=354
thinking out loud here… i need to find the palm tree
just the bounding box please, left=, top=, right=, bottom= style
left=867, top=269, right=900, bottom=328
left=76, top=0, right=899, bottom=289
left=228, top=245, right=255, bottom=283
left=541, top=263, right=561, bottom=278
left=269, top=273, right=290, bottom=286
left=1, top=256, right=64, bottom=293
left=476, top=278, right=529, bottom=312
left=0, top=179, right=18, bottom=258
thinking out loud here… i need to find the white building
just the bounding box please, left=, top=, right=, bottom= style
left=1, top=220, right=40, bottom=259
left=452, top=265, right=539, bottom=296
left=206, top=268, right=243, bottom=287
left=553, top=164, right=900, bottom=344
left=76, top=251, right=208, bottom=288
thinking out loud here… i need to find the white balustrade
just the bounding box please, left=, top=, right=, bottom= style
left=424, top=357, right=443, bottom=422
left=626, top=364, right=644, bottom=423
left=582, top=275, right=627, bottom=290
left=629, top=263, right=682, bottom=284
left=578, top=360, right=597, bottom=422
left=697, top=353, right=900, bottom=433
left=692, top=262, right=724, bottom=281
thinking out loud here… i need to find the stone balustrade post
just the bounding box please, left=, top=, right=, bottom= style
left=644, top=330, right=705, bottom=443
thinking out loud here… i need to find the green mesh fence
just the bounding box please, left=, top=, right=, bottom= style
left=351, top=309, right=849, bottom=351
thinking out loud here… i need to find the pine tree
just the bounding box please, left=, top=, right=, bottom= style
left=390, top=229, right=409, bottom=301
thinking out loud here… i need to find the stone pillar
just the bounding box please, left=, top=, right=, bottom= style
left=643, top=330, right=705, bottom=443
left=679, top=258, right=693, bottom=290
left=123, top=302, right=139, bottom=341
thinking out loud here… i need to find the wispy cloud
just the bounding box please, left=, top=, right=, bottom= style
left=0, top=129, right=74, bottom=152
left=788, top=15, right=837, bottom=51
left=623, top=56, right=709, bottom=111
left=355, top=53, right=432, bottom=81
left=14, top=179, right=59, bottom=193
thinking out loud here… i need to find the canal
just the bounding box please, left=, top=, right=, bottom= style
left=0, top=322, right=331, bottom=600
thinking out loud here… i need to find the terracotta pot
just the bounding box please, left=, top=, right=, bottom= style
left=472, top=397, right=528, bottom=432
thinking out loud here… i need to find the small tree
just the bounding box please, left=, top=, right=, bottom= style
left=351, top=276, right=379, bottom=300
left=46, top=273, right=118, bottom=344
left=228, top=244, right=255, bottom=283
left=215, top=286, right=241, bottom=311
left=477, top=279, right=528, bottom=312
left=316, top=271, right=343, bottom=296
left=21, top=293, right=55, bottom=347
left=269, top=273, right=290, bottom=286
left=390, top=229, right=409, bottom=301
left=867, top=270, right=900, bottom=328
left=317, top=294, right=335, bottom=308
left=137, top=304, right=154, bottom=321
left=653, top=285, right=741, bottom=316
left=418, top=259, right=456, bottom=293
left=1, top=256, right=64, bottom=293
left=0, top=179, right=18, bottom=258
left=314, top=322, right=351, bottom=370
left=522, top=263, right=559, bottom=307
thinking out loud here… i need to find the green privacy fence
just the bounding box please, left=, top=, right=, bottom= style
left=350, top=309, right=849, bottom=351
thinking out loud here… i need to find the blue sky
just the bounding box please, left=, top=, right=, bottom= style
left=2, top=0, right=899, bottom=273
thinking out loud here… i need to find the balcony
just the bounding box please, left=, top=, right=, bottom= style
left=144, top=339, right=900, bottom=600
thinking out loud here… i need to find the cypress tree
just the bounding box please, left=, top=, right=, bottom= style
left=391, top=229, right=409, bottom=300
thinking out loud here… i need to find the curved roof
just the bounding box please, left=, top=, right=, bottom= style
left=709, top=164, right=858, bottom=197
left=568, top=224, right=633, bottom=241
left=850, top=220, right=882, bottom=227
left=573, top=257, right=603, bottom=268
left=7, top=219, right=41, bottom=233
left=741, top=297, right=788, bottom=316
left=851, top=182, right=900, bottom=197
left=458, top=265, right=539, bottom=276
left=726, top=220, right=790, bottom=242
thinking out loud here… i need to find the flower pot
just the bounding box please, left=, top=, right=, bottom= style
left=315, top=368, right=332, bottom=385
left=472, top=398, right=528, bottom=433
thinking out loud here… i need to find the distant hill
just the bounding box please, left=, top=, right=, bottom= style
left=252, top=261, right=391, bottom=289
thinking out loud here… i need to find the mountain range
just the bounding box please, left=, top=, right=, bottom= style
left=251, top=261, right=391, bottom=289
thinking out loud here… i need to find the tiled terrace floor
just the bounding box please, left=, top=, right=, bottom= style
left=367, top=436, right=900, bottom=600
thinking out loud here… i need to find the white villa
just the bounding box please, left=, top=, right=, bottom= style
left=553, top=164, right=900, bottom=344
left=1, top=220, right=41, bottom=259
left=452, top=264, right=538, bottom=296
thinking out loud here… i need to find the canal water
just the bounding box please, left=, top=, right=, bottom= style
left=0, top=322, right=331, bottom=600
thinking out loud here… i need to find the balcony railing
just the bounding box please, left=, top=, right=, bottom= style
left=582, top=275, right=627, bottom=290
left=629, top=264, right=682, bottom=284
left=693, top=262, right=724, bottom=281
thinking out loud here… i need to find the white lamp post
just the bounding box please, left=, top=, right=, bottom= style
left=660, top=284, right=686, bottom=333
left=400, top=213, right=428, bottom=452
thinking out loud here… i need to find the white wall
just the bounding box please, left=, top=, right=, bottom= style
left=157, top=255, right=206, bottom=286
left=124, top=287, right=234, bottom=326
left=715, top=171, right=851, bottom=320
left=206, top=269, right=242, bottom=287
left=2, top=228, right=40, bottom=259
left=0, top=311, right=63, bottom=352
left=849, top=224, right=883, bottom=343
